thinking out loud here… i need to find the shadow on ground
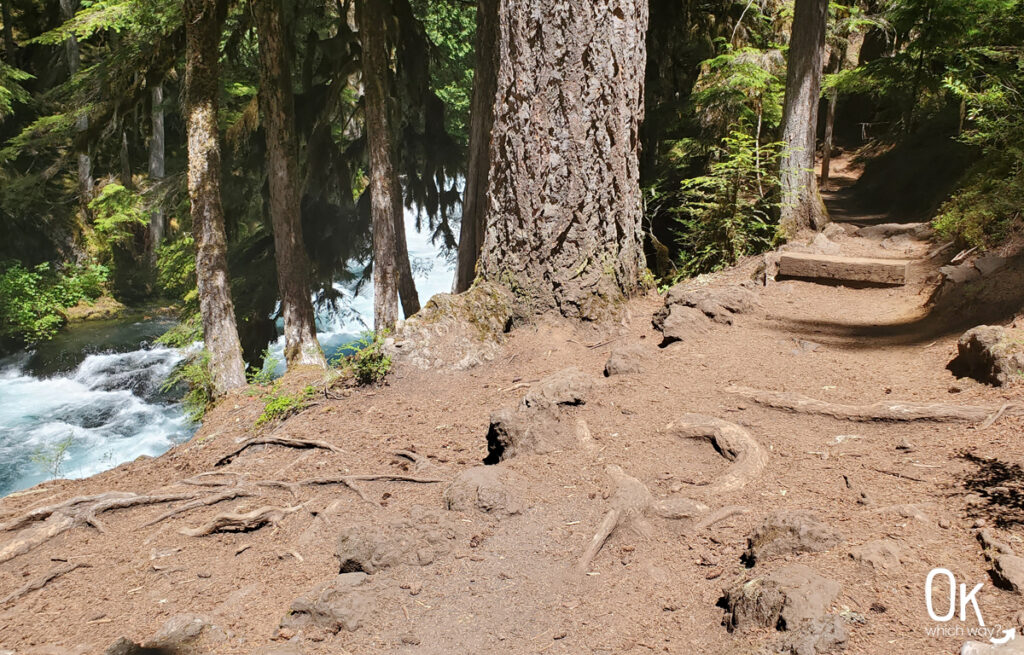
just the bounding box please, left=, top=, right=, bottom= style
left=958, top=451, right=1024, bottom=528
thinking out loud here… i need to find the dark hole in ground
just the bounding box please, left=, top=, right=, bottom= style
left=957, top=450, right=1024, bottom=528
left=339, top=559, right=366, bottom=574
left=482, top=423, right=503, bottom=465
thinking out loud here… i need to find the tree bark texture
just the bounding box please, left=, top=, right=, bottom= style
left=392, top=174, right=421, bottom=317
left=59, top=0, right=92, bottom=210
left=1, top=0, right=15, bottom=63
left=478, top=0, right=648, bottom=319
left=360, top=0, right=400, bottom=331
left=779, top=0, right=828, bottom=234
left=453, top=0, right=498, bottom=294
left=255, top=0, right=326, bottom=368
left=184, top=0, right=247, bottom=394
left=149, top=82, right=166, bottom=260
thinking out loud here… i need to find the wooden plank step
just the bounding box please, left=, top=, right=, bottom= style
left=778, top=253, right=910, bottom=285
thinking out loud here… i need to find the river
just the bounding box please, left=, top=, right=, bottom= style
left=0, top=213, right=455, bottom=497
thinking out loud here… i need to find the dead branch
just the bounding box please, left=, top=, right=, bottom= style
left=216, top=436, right=343, bottom=466
left=1, top=562, right=91, bottom=606
left=179, top=505, right=303, bottom=537
left=724, top=386, right=1015, bottom=423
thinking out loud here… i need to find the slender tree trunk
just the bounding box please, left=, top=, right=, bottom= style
left=391, top=175, right=420, bottom=317
left=119, top=128, right=133, bottom=189
left=453, top=0, right=498, bottom=293
left=59, top=0, right=92, bottom=211
left=778, top=0, right=828, bottom=234
left=360, top=0, right=400, bottom=331
left=819, top=91, right=837, bottom=189
left=254, top=0, right=326, bottom=368
left=149, top=82, right=166, bottom=261
left=478, top=0, right=648, bottom=319
left=184, top=0, right=247, bottom=394
left=1, top=0, right=15, bottom=63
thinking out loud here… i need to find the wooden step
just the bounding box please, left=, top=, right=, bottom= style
left=778, top=253, right=910, bottom=285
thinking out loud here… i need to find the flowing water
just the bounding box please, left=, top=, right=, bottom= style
left=0, top=211, right=456, bottom=497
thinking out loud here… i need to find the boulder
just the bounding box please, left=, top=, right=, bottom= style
left=336, top=510, right=453, bottom=574
left=744, top=511, right=844, bottom=565
left=660, top=305, right=710, bottom=345
left=723, top=564, right=847, bottom=654
left=950, top=325, right=1024, bottom=386
left=281, top=573, right=372, bottom=633
left=979, top=529, right=1024, bottom=593
left=142, top=614, right=225, bottom=653
left=962, top=639, right=1024, bottom=655
left=604, top=345, right=646, bottom=376
left=653, top=283, right=759, bottom=332
left=522, top=367, right=594, bottom=409
left=849, top=539, right=904, bottom=570
left=443, top=466, right=523, bottom=516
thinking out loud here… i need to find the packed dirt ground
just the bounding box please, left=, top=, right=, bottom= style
left=2, top=160, right=1024, bottom=655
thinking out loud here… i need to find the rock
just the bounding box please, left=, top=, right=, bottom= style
left=443, top=466, right=523, bottom=516
left=281, top=573, right=372, bottom=634
left=336, top=510, right=453, bottom=574
left=522, top=367, right=595, bottom=409
left=744, top=511, right=844, bottom=565
left=880, top=233, right=914, bottom=251
left=940, top=263, right=982, bottom=285
left=975, top=255, right=1009, bottom=276
left=857, top=222, right=932, bottom=240
left=659, top=305, right=710, bottom=344
left=653, top=282, right=759, bottom=331
left=810, top=232, right=842, bottom=256
left=849, top=539, right=904, bottom=570
left=950, top=325, right=1024, bottom=386
left=962, top=639, right=1024, bottom=655
left=604, top=345, right=645, bottom=376
left=102, top=639, right=146, bottom=655
left=484, top=368, right=597, bottom=462
left=979, top=529, right=1024, bottom=593
left=723, top=564, right=847, bottom=654
left=822, top=224, right=847, bottom=240
left=143, top=614, right=225, bottom=652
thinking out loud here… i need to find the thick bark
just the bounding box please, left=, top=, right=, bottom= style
left=254, top=0, right=326, bottom=368
left=1, top=0, right=15, bottom=62
left=360, top=0, right=399, bottom=331
left=149, top=82, right=166, bottom=260
left=779, top=0, right=828, bottom=234
left=453, top=0, right=498, bottom=293
left=478, top=0, right=648, bottom=319
left=184, top=0, right=247, bottom=394
left=59, top=0, right=92, bottom=210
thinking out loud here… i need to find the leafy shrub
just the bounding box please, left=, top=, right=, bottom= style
left=933, top=165, right=1024, bottom=248
left=156, top=313, right=204, bottom=349
left=337, top=330, right=392, bottom=385
left=255, top=385, right=316, bottom=427
left=162, top=350, right=216, bottom=423
left=87, top=183, right=149, bottom=249
left=155, top=234, right=198, bottom=312
left=0, top=261, right=108, bottom=348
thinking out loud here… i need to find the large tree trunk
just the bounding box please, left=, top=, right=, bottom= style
left=478, top=0, right=648, bottom=319
left=184, top=0, right=247, bottom=394
left=1, top=0, right=15, bottom=63
left=453, top=0, right=498, bottom=294
left=149, top=82, right=166, bottom=261
left=255, top=0, right=326, bottom=368
left=59, top=0, right=92, bottom=211
left=360, top=0, right=400, bottom=331
left=779, top=0, right=828, bottom=234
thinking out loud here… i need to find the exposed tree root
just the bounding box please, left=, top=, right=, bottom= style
left=724, top=386, right=1017, bottom=423
left=215, top=436, right=344, bottom=466
left=668, top=414, right=768, bottom=495
left=393, top=450, right=433, bottom=473
left=142, top=488, right=257, bottom=527
left=303, top=474, right=446, bottom=505
left=0, top=492, right=194, bottom=564
left=0, top=562, right=91, bottom=606
left=578, top=415, right=765, bottom=573
left=179, top=505, right=304, bottom=537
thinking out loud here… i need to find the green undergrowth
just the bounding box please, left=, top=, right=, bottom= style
left=255, top=384, right=317, bottom=428
left=162, top=350, right=216, bottom=423
left=331, top=330, right=393, bottom=386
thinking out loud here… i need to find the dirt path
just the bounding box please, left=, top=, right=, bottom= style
left=1, top=175, right=1023, bottom=655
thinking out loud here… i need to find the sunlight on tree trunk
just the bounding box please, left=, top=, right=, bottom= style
left=184, top=0, right=247, bottom=394
left=779, top=0, right=828, bottom=234
left=479, top=0, right=648, bottom=319
left=255, top=0, right=326, bottom=368
left=149, top=82, right=165, bottom=262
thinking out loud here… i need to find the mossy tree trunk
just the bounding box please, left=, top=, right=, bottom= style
left=184, top=0, right=247, bottom=394
left=59, top=0, right=92, bottom=213
left=148, top=81, right=165, bottom=262
left=255, top=0, right=326, bottom=368
left=779, top=0, right=829, bottom=234
left=478, top=0, right=648, bottom=319
left=453, top=0, right=498, bottom=294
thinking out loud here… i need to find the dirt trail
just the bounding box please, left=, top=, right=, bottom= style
left=1, top=165, right=1023, bottom=655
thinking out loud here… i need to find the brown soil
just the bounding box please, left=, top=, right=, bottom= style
left=2, top=161, right=1023, bottom=654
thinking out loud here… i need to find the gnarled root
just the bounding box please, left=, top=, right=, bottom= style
left=724, top=386, right=1015, bottom=423
left=216, top=436, right=344, bottom=466
left=1, top=562, right=91, bottom=606
left=577, top=465, right=653, bottom=574
left=0, top=492, right=193, bottom=564
left=669, top=414, right=767, bottom=495
left=179, top=505, right=303, bottom=537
